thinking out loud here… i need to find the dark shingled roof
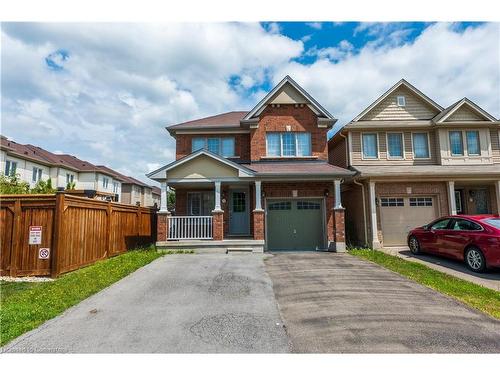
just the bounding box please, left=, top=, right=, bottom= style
left=167, top=111, right=248, bottom=130
left=242, top=161, right=354, bottom=176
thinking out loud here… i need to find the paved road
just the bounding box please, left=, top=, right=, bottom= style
left=381, top=247, right=500, bottom=291
left=2, top=254, right=290, bottom=353
left=265, top=252, right=500, bottom=353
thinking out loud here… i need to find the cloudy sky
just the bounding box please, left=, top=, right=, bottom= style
left=1, top=22, right=499, bottom=184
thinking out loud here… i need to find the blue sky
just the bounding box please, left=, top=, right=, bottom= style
left=1, top=22, right=498, bottom=184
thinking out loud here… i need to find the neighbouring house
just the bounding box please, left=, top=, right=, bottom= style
left=97, top=165, right=161, bottom=208
left=0, top=136, right=122, bottom=201
left=148, top=76, right=354, bottom=252
left=328, top=79, right=500, bottom=248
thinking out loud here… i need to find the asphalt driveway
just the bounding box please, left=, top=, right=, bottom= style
left=265, top=252, right=500, bottom=353
left=2, top=254, right=290, bottom=353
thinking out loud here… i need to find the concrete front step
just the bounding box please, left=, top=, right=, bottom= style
left=156, top=240, right=264, bottom=253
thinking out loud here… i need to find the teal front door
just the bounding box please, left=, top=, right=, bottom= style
left=266, top=199, right=324, bottom=251
left=229, top=190, right=250, bottom=235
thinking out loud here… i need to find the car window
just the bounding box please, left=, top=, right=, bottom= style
left=483, top=218, right=500, bottom=229
left=430, top=218, right=451, bottom=230
left=451, top=219, right=482, bottom=231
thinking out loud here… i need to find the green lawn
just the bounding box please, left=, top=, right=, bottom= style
left=0, top=247, right=168, bottom=346
left=349, top=248, right=500, bottom=320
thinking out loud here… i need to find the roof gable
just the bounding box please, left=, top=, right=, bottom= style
left=242, top=75, right=336, bottom=122
left=434, top=98, right=497, bottom=123
left=147, top=149, right=255, bottom=181
left=353, top=79, right=443, bottom=122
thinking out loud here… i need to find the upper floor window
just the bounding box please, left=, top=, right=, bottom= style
left=397, top=96, right=406, bottom=107
left=266, top=132, right=311, bottom=157
left=362, top=133, right=378, bottom=159
left=32, top=167, right=43, bottom=183
left=412, top=133, right=430, bottom=159
left=466, top=131, right=480, bottom=155
left=4, top=160, right=17, bottom=176
left=102, top=177, right=109, bottom=189
left=387, top=133, right=404, bottom=159
left=113, top=182, right=120, bottom=193
left=192, top=137, right=235, bottom=157
left=449, top=131, right=464, bottom=156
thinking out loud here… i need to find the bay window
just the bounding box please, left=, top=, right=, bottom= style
left=449, top=131, right=464, bottom=156
left=192, top=137, right=235, bottom=157
left=362, top=133, right=378, bottom=159
left=466, top=131, right=480, bottom=155
left=265, top=132, right=312, bottom=157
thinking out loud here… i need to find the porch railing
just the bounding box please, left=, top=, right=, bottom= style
left=168, top=216, right=213, bottom=240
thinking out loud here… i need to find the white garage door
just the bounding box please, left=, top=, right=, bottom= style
left=380, top=196, right=439, bottom=246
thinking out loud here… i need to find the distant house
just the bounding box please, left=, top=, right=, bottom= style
left=0, top=136, right=121, bottom=201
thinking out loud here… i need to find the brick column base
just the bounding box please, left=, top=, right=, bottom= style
left=157, top=212, right=170, bottom=242
left=328, top=208, right=346, bottom=252
left=212, top=211, right=224, bottom=241
left=253, top=210, right=265, bottom=240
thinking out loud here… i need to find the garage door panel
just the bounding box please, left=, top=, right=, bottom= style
left=380, top=196, right=438, bottom=246
left=267, top=199, right=324, bottom=251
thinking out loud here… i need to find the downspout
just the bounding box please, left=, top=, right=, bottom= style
left=339, top=131, right=350, bottom=167
left=353, top=178, right=368, bottom=247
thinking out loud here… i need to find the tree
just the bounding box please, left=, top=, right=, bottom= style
left=0, top=173, right=30, bottom=194
left=167, top=190, right=175, bottom=212
left=30, top=178, right=56, bottom=194
left=66, top=181, right=76, bottom=190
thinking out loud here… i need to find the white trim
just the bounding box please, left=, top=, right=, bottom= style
left=214, top=181, right=222, bottom=212
left=334, top=179, right=343, bottom=209
left=411, top=131, right=432, bottom=160
left=369, top=181, right=382, bottom=249
left=254, top=180, right=263, bottom=211
left=397, top=95, right=406, bottom=107
left=385, top=132, right=406, bottom=160
left=447, top=181, right=457, bottom=215
left=352, top=79, right=443, bottom=122
left=174, top=129, right=250, bottom=135
left=437, top=98, right=497, bottom=123
left=361, top=132, right=380, bottom=160
left=159, top=181, right=169, bottom=213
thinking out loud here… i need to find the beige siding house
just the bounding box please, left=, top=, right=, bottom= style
left=329, top=79, right=500, bottom=248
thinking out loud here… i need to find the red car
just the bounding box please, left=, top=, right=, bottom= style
left=407, top=215, right=500, bottom=273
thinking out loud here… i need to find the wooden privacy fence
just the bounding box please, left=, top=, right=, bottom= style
left=0, top=193, right=157, bottom=277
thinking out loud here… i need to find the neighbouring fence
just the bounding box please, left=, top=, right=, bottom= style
left=0, top=193, right=157, bottom=277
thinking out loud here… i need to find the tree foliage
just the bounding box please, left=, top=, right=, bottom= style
left=0, top=174, right=56, bottom=194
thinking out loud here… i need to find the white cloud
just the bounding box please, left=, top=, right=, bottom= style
left=1, top=23, right=303, bottom=183
left=272, top=22, right=499, bottom=135
left=306, top=22, right=323, bottom=30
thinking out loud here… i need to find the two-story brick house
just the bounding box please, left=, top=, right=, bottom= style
left=329, top=79, right=500, bottom=248
left=148, top=76, right=354, bottom=252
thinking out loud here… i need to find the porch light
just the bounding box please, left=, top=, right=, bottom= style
left=324, top=189, right=329, bottom=197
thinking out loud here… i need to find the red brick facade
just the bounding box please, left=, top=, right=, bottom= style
left=253, top=210, right=264, bottom=240
left=213, top=211, right=224, bottom=240
left=157, top=213, right=169, bottom=242
left=250, top=104, right=328, bottom=161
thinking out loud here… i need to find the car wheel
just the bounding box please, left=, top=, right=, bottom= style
left=465, top=247, right=486, bottom=273
left=408, top=235, right=421, bottom=254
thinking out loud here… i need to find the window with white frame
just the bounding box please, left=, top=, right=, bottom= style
left=449, top=131, right=464, bottom=156
left=66, top=173, right=75, bottom=184
left=397, top=96, right=406, bottom=107
left=187, top=192, right=214, bottom=216
left=409, top=197, right=433, bottom=207
left=466, top=131, right=480, bottom=155
left=32, top=167, right=43, bottom=183
left=265, top=132, right=312, bottom=157
left=412, top=133, right=430, bottom=159
left=387, top=133, right=404, bottom=159
left=191, top=137, right=235, bottom=157
left=4, top=160, right=17, bottom=176
left=362, top=133, right=378, bottom=159
left=380, top=197, right=404, bottom=207
left=113, top=181, right=119, bottom=193
left=102, top=177, right=109, bottom=189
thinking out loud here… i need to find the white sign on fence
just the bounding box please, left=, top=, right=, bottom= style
left=29, top=226, right=42, bottom=245
left=39, top=248, right=50, bottom=259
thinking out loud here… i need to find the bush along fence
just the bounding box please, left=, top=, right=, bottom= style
left=0, top=193, right=157, bottom=277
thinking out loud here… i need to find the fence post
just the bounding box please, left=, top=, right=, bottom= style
left=9, top=199, right=22, bottom=277
left=51, top=192, right=65, bottom=278
left=105, top=201, right=112, bottom=258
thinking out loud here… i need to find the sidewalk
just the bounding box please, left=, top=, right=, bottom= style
left=380, top=247, right=500, bottom=292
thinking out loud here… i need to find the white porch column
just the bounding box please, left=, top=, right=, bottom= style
left=369, top=181, right=382, bottom=249
left=447, top=180, right=457, bottom=215
left=254, top=180, right=263, bottom=211
left=334, top=179, right=343, bottom=209
left=159, top=180, right=169, bottom=213
left=214, top=180, right=223, bottom=212
left=496, top=180, right=500, bottom=214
